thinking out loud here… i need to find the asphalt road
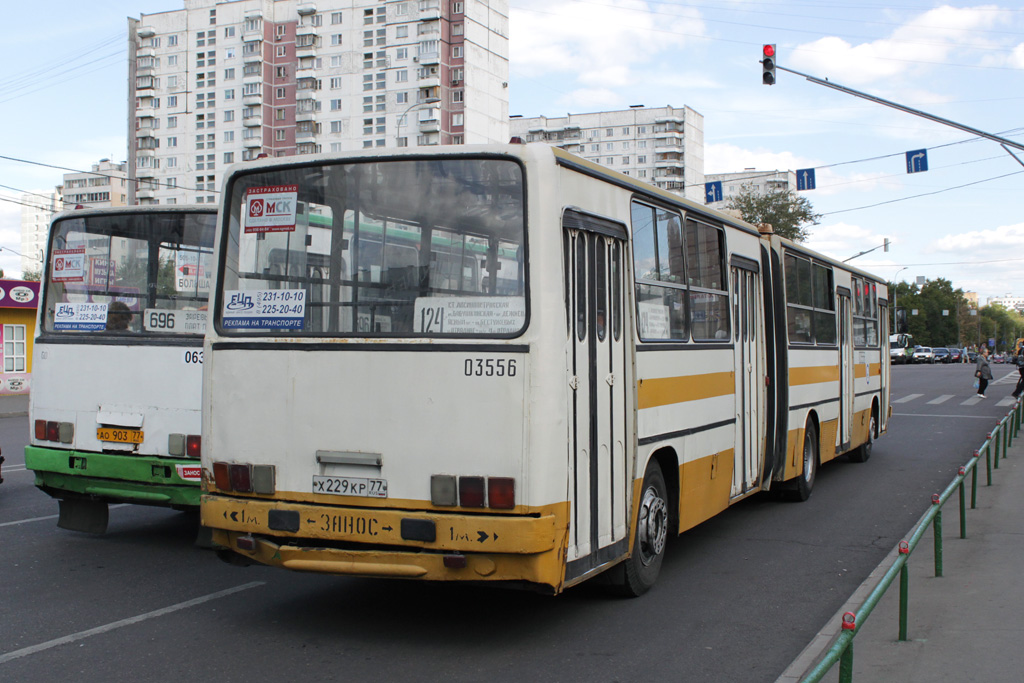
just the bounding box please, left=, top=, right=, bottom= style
left=1, top=363, right=1017, bottom=683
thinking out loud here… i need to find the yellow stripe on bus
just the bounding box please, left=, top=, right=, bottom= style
left=789, top=365, right=839, bottom=386
left=637, top=371, right=734, bottom=409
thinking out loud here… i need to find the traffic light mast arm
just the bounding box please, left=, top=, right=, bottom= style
left=775, top=64, right=1024, bottom=153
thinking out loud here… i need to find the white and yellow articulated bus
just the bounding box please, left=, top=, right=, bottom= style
left=27, top=206, right=217, bottom=534
left=200, top=144, right=889, bottom=595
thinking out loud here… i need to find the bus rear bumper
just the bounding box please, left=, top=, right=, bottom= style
left=24, top=445, right=201, bottom=507
left=203, top=494, right=569, bottom=591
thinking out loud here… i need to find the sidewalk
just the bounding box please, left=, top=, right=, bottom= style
left=777, top=439, right=1024, bottom=682
left=0, top=393, right=29, bottom=417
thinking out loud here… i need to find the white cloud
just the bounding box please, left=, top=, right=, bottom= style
left=790, top=5, right=1011, bottom=86
left=510, top=0, right=705, bottom=95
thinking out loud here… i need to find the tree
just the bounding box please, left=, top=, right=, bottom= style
left=22, top=268, right=42, bottom=282
left=725, top=185, right=821, bottom=242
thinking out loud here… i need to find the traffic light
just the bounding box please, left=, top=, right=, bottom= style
left=762, top=44, right=776, bottom=85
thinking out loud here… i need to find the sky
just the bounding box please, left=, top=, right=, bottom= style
left=1, top=1, right=1023, bottom=304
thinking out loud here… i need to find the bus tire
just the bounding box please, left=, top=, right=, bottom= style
left=790, top=422, right=818, bottom=502
left=849, top=410, right=876, bottom=463
left=616, top=460, right=669, bottom=597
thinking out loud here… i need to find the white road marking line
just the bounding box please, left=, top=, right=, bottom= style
left=0, top=582, right=265, bottom=665
left=893, top=394, right=923, bottom=403
left=891, top=413, right=995, bottom=419
left=0, top=514, right=59, bottom=528
left=927, top=395, right=954, bottom=404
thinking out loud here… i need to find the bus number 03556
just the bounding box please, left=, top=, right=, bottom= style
left=464, top=358, right=517, bottom=377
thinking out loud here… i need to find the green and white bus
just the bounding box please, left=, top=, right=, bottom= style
left=26, top=206, right=216, bottom=533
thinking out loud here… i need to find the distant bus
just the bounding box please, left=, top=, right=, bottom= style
left=890, top=333, right=913, bottom=364
left=201, top=145, right=889, bottom=595
left=26, top=206, right=216, bottom=534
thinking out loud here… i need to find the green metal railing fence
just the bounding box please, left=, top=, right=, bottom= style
left=801, top=398, right=1022, bottom=683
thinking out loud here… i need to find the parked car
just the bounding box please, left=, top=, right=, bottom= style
left=912, top=346, right=935, bottom=364
left=948, top=348, right=962, bottom=363
left=933, top=347, right=951, bottom=363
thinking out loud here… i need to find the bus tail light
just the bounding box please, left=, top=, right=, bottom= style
left=432, top=475, right=516, bottom=509
left=169, top=434, right=202, bottom=458
left=212, top=461, right=276, bottom=495
left=459, top=476, right=485, bottom=507
left=230, top=464, right=253, bottom=493
left=35, top=420, right=74, bottom=444
left=488, top=478, right=515, bottom=509
left=213, top=462, right=231, bottom=491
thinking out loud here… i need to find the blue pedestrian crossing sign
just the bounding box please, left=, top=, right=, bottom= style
left=705, top=181, right=723, bottom=203
left=906, top=149, right=928, bottom=173
left=796, top=168, right=816, bottom=191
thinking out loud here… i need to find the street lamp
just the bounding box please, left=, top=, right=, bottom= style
left=395, top=97, right=441, bottom=147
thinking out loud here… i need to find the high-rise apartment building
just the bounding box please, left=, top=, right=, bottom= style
left=508, top=105, right=705, bottom=203
left=128, top=0, right=510, bottom=205
left=18, top=159, right=129, bottom=276
left=60, top=159, right=129, bottom=209
left=19, top=190, right=60, bottom=276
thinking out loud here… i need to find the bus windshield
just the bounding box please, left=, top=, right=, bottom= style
left=41, top=210, right=216, bottom=337
left=217, top=157, right=526, bottom=337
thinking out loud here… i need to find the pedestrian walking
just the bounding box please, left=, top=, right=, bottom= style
left=1013, top=345, right=1024, bottom=399
left=975, top=346, right=992, bottom=398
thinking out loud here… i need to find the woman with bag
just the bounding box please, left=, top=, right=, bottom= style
left=975, top=346, right=992, bottom=398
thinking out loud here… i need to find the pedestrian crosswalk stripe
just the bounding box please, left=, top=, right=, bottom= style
left=927, top=395, right=954, bottom=404
left=894, top=394, right=923, bottom=403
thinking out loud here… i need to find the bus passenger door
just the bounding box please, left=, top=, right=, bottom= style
left=839, top=293, right=854, bottom=450
left=564, top=225, right=629, bottom=579
left=731, top=266, right=762, bottom=497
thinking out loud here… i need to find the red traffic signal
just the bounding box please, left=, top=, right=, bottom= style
left=762, top=44, right=776, bottom=85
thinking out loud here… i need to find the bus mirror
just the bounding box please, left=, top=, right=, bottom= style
left=895, top=308, right=908, bottom=334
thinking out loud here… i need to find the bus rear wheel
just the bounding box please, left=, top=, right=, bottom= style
left=849, top=411, right=876, bottom=463
left=615, top=460, right=669, bottom=597
left=790, top=422, right=818, bottom=502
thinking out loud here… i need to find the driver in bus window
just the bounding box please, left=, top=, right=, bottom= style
left=106, top=301, right=133, bottom=331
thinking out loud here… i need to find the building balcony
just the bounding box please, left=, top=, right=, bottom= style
left=243, top=137, right=263, bottom=149
left=243, top=115, right=262, bottom=127
left=243, top=70, right=263, bottom=85
left=136, top=188, right=156, bottom=200
left=136, top=46, right=155, bottom=58
left=416, top=52, right=440, bottom=66
left=243, top=45, right=263, bottom=63
left=136, top=104, right=156, bottom=118
left=296, top=128, right=316, bottom=139
left=243, top=92, right=263, bottom=106
left=419, top=4, right=441, bottom=20
left=296, top=23, right=317, bottom=39
left=136, top=148, right=157, bottom=158
left=136, top=126, right=156, bottom=138
left=419, top=119, right=440, bottom=133
left=137, top=27, right=156, bottom=39
left=297, top=3, right=317, bottom=16
left=295, top=109, right=316, bottom=123
left=654, top=160, right=685, bottom=171
left=419, top=76, right=441, bottom=89
left=136, top=167, right=157, bottom=179
left=296, top=41, right=318, bottom=56
left=135, top=77, right=156, bottom=92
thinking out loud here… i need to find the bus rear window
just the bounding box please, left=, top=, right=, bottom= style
left=218, top=157, right=526, bottom=337
left=41, top=210, right=216, bottom=337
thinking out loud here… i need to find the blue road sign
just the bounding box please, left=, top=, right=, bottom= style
left=906, top=149, right=928, bottom=173
left=796, top=168, right=816, bottom=191
left=705, top=181, right=723, bottom=203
